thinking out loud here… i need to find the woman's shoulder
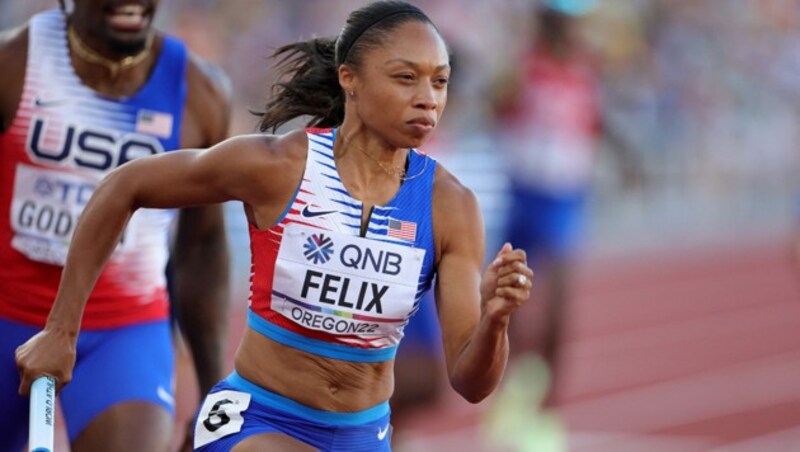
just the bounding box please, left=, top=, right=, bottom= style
left=204, top=129, right=309, bottom=192
left=431, top=160, right=484, bottom=260
left=432, top=162, right=478, bottom=207
left=204, top=129, right=309, bottom=206
left=218, top=128, right=309, bottom=162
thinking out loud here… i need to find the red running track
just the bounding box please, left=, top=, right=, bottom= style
left=390, top=236, right=800, bottom=451
left=50, top=236, right=800, bottom=451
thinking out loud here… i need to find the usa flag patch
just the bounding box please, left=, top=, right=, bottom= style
left=387, top=219, right=416, bottom=242
left=136, top=110, right=173, bottom=138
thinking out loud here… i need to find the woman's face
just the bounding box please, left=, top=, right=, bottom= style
left=346, top=20, right=450, bottom=149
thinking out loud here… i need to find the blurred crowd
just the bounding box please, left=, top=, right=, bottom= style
left=170, top=0, right=800, bottom=255
left=4, top=0, right=797, bottom=257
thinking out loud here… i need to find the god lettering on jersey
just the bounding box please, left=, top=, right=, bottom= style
left=272, top=224, right=425, bottom=340
left=9, top=117, right=165, bottom=265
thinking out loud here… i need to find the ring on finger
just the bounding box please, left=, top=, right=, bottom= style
left=517, top=274, right=526, bottom=286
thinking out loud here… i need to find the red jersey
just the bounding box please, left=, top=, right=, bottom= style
left=502, top=46, right=601, bottom=194
left=0, top=11, right=188, bottom=328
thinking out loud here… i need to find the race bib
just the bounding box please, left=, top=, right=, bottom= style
left=194, top=390, right=251, bottom=448
left=272, top=224, right=425, bottom=338
left=10, top=163, right=133, bottom=265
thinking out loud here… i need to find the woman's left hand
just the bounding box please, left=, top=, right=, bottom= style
left=480, top=243, right=533, bottom=325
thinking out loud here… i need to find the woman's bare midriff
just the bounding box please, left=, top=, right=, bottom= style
left=233, top=327, right=395, bottom=412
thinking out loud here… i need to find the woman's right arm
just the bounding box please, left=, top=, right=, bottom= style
left=15, top=133, right=293, bottom=395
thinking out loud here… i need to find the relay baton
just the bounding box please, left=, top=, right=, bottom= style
left=29, top=375, right=56, bottom=452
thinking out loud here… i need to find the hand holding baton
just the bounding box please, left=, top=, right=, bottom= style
left=29, top=375, right=56, bottom=452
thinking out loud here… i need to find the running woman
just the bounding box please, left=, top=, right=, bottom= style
left=16, top=2, right=532, bottom=450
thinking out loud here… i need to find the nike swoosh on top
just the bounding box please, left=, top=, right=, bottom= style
left=34, top=97, right=68, bottom=108
left=156, top=385, right=175, bottom=407
left=377, top=425, right=390, bottom=440
left=301, top=205, right=338, bottom=218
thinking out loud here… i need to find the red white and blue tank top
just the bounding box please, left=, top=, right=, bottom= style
left=248, top=128, right=437, bottom=362
left=0, top=10, right=188, bottom=328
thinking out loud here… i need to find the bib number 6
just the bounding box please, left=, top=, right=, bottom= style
left=194, top=390, right=251, bottom=448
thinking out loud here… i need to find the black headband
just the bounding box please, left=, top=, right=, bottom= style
left=336, top=8, right=428, bottom=65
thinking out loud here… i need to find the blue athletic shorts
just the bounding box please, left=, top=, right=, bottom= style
left=505, top=184, right=587, bottom=261
left=0, top=318, right=175, bottom=449
left=194, top=371, right=392, bottom=451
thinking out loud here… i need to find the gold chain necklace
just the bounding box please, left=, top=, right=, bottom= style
left=341, top=131, right=429, bottom=182
left=356, top=144, right=407, bottom=178
left=67, top=25, right=153, bottom=79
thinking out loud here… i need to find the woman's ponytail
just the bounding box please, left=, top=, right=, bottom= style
left=257, top=37, right=344, bottom=132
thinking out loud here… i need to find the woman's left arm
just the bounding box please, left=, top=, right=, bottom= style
left=432, top=170, right=532, bottom=403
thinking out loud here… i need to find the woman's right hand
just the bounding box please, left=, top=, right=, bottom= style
left=15, top=326, right=77, bottom=396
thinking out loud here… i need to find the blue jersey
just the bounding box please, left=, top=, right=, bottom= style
left=248, top=128, right=437, bottom=362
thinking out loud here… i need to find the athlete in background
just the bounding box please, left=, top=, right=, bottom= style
left=0, top=1, right=231, bottom=450
left=493, top=0, right=638, bottom=409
